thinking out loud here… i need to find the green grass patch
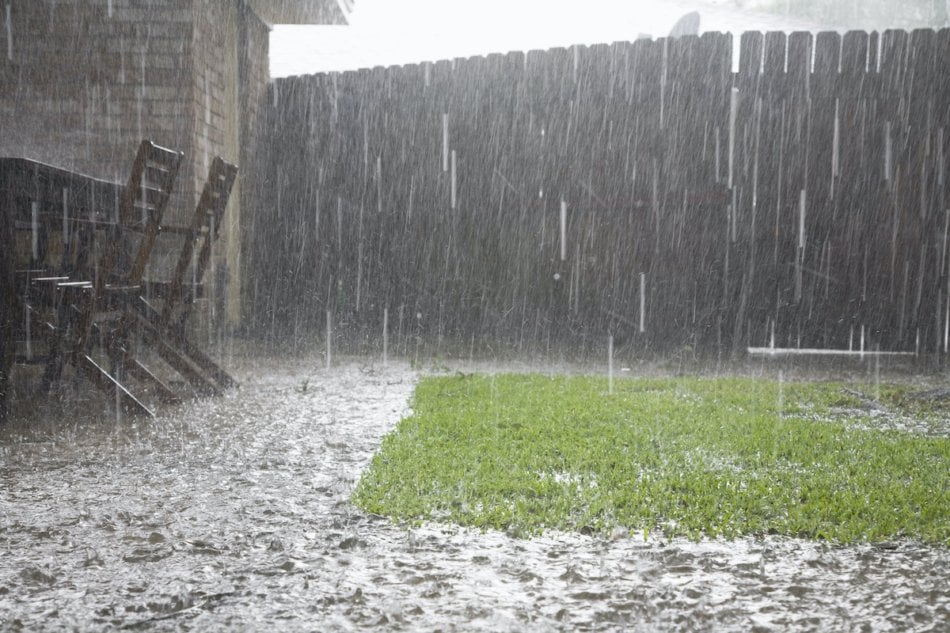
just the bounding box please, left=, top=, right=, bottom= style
left=353, top=374, right=950, bottom=545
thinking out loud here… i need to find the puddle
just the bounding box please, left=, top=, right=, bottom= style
left=0, top=356, right=947, bottom=631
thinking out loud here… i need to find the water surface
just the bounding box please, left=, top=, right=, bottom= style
left=1, top=356, right=946, bottom=631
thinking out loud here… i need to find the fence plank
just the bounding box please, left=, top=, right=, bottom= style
left=252, top=29, right=947, bottom=356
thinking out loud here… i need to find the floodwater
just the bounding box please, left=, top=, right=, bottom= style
left=1, top=355, right=947, bottom=631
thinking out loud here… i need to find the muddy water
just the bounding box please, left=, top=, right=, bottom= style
left=1, top=357, right=947, bottom=631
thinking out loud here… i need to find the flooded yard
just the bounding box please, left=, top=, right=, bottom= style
left=1, top=355, right=947, bottom=631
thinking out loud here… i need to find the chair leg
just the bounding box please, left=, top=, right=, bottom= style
left=76, top=354, right=154, bottom=418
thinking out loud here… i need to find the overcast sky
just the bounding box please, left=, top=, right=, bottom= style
left=269, top=0, right=829, bottom=77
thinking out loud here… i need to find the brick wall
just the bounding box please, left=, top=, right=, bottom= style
left=0, top=0, right=195, bottom=228
left=191, top=0, right=231, bottom=193
left=0, top=0, right=276, bottom=327
left=238, top=4, right=270, bottom=325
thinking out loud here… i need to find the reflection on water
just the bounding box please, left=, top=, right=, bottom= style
left=1, top=356, right=947, bottom=631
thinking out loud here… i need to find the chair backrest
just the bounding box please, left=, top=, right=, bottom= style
left=160, top=156, right=238, bottom=329
left=88, top=140, right=182, bottom=295
left=75, top=140, right=182, bottom=355
left=117, top=140, right=184, bottom=286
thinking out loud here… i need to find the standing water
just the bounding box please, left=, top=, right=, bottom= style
left=0, top=356, right=947, bottom=631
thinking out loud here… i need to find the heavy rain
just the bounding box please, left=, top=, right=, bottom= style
left=1, top=0, right=949, bottom=631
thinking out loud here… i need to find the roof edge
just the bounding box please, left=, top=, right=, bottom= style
left=246, top=0, right=350, bottom=25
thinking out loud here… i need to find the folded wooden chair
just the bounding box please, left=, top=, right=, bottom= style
left=40, top=140, right=184, bottom=416
left=132, top=156, right=239, bottom=397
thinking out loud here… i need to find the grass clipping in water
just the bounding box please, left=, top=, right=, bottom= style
left=354, top=374, right=949, bottom=545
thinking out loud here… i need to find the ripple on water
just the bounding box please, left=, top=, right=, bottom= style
left=0, top=358, right=947, bottom=631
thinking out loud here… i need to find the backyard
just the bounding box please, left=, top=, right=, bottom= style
left=1, top=352, right=946, bottom=631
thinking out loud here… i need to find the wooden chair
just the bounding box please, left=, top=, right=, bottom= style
left=132, top=156, right=239, bottom=397
left=41, top=140, right=184, bottom=416
left=22, top=143, right=239, bottom=418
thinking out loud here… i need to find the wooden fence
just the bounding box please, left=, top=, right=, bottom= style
left=247, top=28, right=950, bottom=357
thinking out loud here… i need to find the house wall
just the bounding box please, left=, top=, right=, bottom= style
left=192, top=0, right=237, bottom=328
left=190, top=0, right=272, bottom=328
left=237, top=5, right=271, bottom=327
left=0, top=0, right=195, bottom=223
left=0, top=0, right=277, bottom=328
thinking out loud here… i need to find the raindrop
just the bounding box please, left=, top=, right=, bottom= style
left=314, top=192, right=321, bottom=244
left=831, top=98, right=840, bottom=181
left=191, top=237, right=198, bottom=305
left=884, top=120, right=892, bottom=182
left=362, top=118, right=369, bottom=170
left=798, top=189, right=806, bottom=249
left=714, top=126, right=721, bottom=183
left=728, top=87, right=738, bottom=189
left=4, top=3, right=10, bottom=61
left=23, top=300, right=31, bottom=362
left=356, top=204, right=364, bottom=310
left=559, top=199, right=567, bottom=261
left=115, top=376, right=122, bottom=425
left=639, top=272, right=646, bottom=333
left=382, top=307, right=389, bottom=367
left=376, top=156, right=382, bottom=215
left=938, top=127, right=945, bottom=189
left=406, top=176, right=414, bottom=227
left=62, top=188, right=69, bottom=245
left=572, top=44, right=579, bottom=84
left=660, top=40, right=668, bottom=129
left=208, top=214, right=216, bottom=344
left=276, top=166, right=282, bottom=217
left=31, top=201, right=39, bottom=260
left=326, top=310, right=332, bottom=369
left=607, top=334, right=614, bottom=395
left=336, top=197, right=343, bottom=249
left=944, top=292, right=949, bottom=354
left=442, top=113, right=449, bottom=172
left=450, top=149, right=457, bottom=209
left=731, top=187, right=737, bottom=242
left=752, top=99, right=761, bottom=211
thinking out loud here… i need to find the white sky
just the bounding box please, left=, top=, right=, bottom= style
left=270, top=0, right=827, bottom=77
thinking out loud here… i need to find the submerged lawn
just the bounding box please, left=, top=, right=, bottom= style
left=354, top=374, right=950, bottom=545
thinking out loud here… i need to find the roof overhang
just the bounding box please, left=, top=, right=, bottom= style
left=247, top=0, right=351, bottom=25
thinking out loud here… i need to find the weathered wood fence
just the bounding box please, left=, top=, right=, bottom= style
left=248, top=29, right=950, bottom=356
